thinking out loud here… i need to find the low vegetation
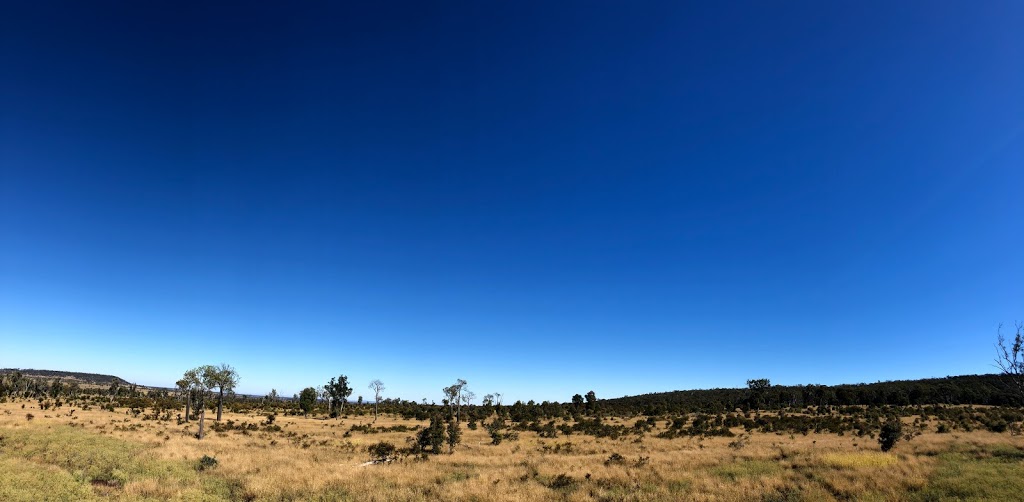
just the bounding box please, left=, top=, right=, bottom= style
left=2, top=396, right=1024, bottom=501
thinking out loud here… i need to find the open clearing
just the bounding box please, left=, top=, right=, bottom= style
left=2, top=400, right=1024, bottom=501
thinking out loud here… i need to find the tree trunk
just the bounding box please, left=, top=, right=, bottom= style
left=184, top=393, right=191, bottom=423
left=374, top=401, right=378, bottom=422
left=198, top=408, right=205, bottom=440
left=216, top=388, right=223, bottom=421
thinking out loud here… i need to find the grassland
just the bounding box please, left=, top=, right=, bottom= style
left=2, top=400, right=1023, bottom=501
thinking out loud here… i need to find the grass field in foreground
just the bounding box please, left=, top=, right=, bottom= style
left=2, top=400, right=1023, bottom=501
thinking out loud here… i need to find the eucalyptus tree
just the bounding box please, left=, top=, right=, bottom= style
left=176, top=377, right=192, bottom=423
left=180, top=366, right=211, bottom=439
left=461, top=390, right=476, bottom=409
left=203, top=364, right=239, bottom=422
left=368, top=379, right=385, bottom=421
left=443, top=379, right=468, bottom=422
left=326, top=375, right=352, bottom=417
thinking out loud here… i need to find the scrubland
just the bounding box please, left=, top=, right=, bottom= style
left=2, top=400, right=1023, bottom=501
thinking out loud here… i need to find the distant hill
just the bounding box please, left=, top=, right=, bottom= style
left=0, top=368, right=129, bottom=387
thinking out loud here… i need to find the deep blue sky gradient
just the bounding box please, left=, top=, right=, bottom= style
left=2, top=1, right=1022, bottom=402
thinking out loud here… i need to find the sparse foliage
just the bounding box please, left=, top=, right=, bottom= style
left=995, top=322, right=1024, bottom=401
left=368, top=379, right=385, bottom=421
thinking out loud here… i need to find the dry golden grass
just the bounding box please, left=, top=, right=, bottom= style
left=2, top=400, right=1024, bottom=501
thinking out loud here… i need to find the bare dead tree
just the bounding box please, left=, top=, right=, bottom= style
left=368, top=379, right=385, bottom=422
left=995, top=322, right=1024, bottom=402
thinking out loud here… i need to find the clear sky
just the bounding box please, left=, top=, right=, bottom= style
left=1, top=1, right=1021, bottom=403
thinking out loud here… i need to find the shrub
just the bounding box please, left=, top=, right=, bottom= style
left=367, top=441, right=397, bottom=462
left=548, top=473, right=578, bottom=491
left=604, top=452, right=626, bottom=466
left=415, top=415, right=447, bottom=454
left=197, top=455, right=218, bottom=471
left=446, top=419, right=461, bottom=453
left=878, top=418, right=903, bottom=452
left=25, top=413, right=34, bottom=421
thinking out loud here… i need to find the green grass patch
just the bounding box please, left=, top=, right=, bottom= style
left=0, top=457, right=99, bottom=502
left=916, top=452, right=1024, bottom=502
left=0, top=425, right=237, bottom=500
left=0, top=426, right=146, bottom=485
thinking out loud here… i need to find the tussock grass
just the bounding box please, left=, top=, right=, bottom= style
left=821, top=451, right=898, bottom=468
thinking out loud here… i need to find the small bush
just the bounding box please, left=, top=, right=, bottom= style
left=367, top=441, right=397, bottom=462
left=548, top=473, right=578, bottom=491
left=25, top=413, right=34, bottom=421
left=604, top=452, right=626, bottom=466
left=197, top=455, right=218, bottom=471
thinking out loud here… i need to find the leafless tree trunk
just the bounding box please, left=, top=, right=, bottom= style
left=369, top=379, right=385, bottom=422
left=996, top=322, right=1024, bottom=402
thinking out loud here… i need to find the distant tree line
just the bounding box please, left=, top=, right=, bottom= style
left=3, top=370, right=1021, bottom=421
left=601, top=374, right=1021, bottom=415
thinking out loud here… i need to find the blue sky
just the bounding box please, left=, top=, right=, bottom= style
left=1, top=1, right=1021, bottom=403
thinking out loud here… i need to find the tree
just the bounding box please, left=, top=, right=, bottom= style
left=203, top=364, right=239, bottom=422
left=416, top=414, right=447, bottom=454
left=585, top=390, right=597, bottom=414
left=176, top=377, right=192, bottom=423
left=747, top=378, right=772, bottom=410
left=181, top=366, right=211, bottom=439
left=446, top=417, right=462, bottom=453
left=299, top=387, right=318, bottom=417
left=317, top=385, right=329, bottom=408
left=571, top=394, right=584, bottom=413
left=995, top=322, right=1024, bottom=402
left=461, top=390, right=476, bottom=409
left=326, top=375, right=353, bottom=417
left=443, top=379, right=467, bottom=421
left=368, top=379, right=385, bottom=421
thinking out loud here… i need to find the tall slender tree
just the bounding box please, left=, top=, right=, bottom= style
left=176, top=377, right=192, bottom=423
left=443, top=379, right=468, bottom=422
left=368, top=379, right=385, bottom=422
